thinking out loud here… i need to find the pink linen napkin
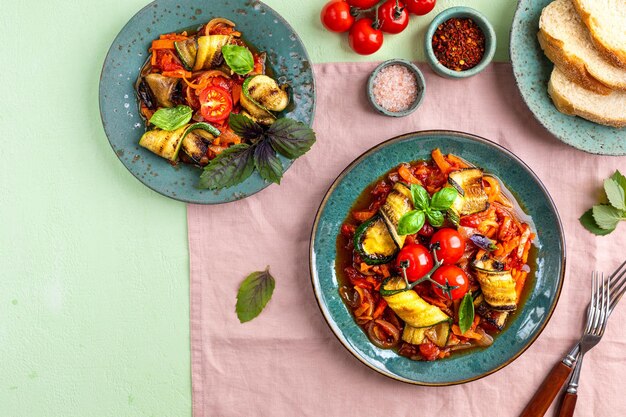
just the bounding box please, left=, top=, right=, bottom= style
left=188, top=63, right=626, bottom=417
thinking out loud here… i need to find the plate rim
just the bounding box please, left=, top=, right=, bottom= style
left=509, top=0, right=625, bottom=157
left=98, top=0, right=316, bottom=204
left=309, top=129, right=567, bottom=386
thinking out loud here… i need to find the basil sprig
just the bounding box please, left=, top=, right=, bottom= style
left=458, top=292, right=475, bottom=334
left=397, top=184, right=458, bottom=235
left=579, top=170, right=626, bottom=235
left=149, top=105, right=193, bottom=131
left=222, top=44, right=254, bottom=75
left=198, top=114, right=316, bottom=190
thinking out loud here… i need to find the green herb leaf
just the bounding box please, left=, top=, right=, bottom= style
left=398, top=210, right=425, bottom=235
left=592, top=204, right=624, bottom=230
left=228, top=113, right=264, bottom=141
left=198, top=144, right=255, bottom=190
left=222, top=44, right=254, bottom=75
left=149, top=105, right=193, bottom=131
left=410, top=184, right=430, bottom=210
left=604, top=178, right=626, bottom=211
left=426, top=209, right=444, bottom=227
left=458, top=292, right=475, bottom=334
left=430, top=187, right=458, bottom=211
left=611, top=170, right=626, bottom=196
left=236, top=267, right=276, bottom=323
left=579, top=209, right=614, bottom=236
left=267, top=118, right=316, bottom=159
left=254, top=140, right=283, bottom=184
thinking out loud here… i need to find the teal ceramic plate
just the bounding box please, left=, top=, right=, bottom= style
left=310, top=131, right=565, bottom=385
left=99, top=0, right=315, bottom=204
left=510, top=0, right=625, bottom=156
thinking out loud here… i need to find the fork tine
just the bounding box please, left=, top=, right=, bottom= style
left=598, top=273, right=607, bottom=336
left=601, top=273, right=611, bottom=336
left=610, top=265, right=626, bottom=313
left=592, top=272, right=602, bottom=333
left=585, top=272, right=597, bottom=334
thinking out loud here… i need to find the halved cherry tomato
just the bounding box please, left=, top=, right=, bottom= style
left=395, top=244, right=433, bottom=282
left=320, top=0, right=355, bottom=33
left=378, top=0, right=409, bottom=34
left=431, top=265, right=469, bottom=300
left=198, top=86, right=233, bottom=123
left=431, top=228, right=465, bottom=265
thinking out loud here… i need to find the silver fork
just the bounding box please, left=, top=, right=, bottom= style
left=519, top=261, right=626, bottom=417
left=556, top=272, right=611, bottom=417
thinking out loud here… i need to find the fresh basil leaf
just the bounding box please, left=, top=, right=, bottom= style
left=198, top=144, right=255, bottom=190
left=149, top=105, right=193, bottom=131
left=430, top=187, right=458, bottom=211
left=410, top=184, right=430, bottom=210
left=267, top=118, right=316, bottom=159
left=254, top=140, right=283, bottom=184
left=222, top=44, right=254, bottom=75
left=579, top=209, right=614, bottom=236
left=458, top=292, right=475, bottom=334
left=228, top=113, right=264, bottom=141
left=592, top=204, right=624, bottom=230
left=236, top=267, right=276, bottom=323
left=604, top=178, right=626, bottom=211
left=426, top=209, right=444, bottom=227
left=398, top=210, right=425, bottom=235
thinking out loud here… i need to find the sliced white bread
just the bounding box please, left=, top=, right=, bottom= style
left=538, top=0, right=626, bottom=95
left=572, top=0, right=626, bottom=68
left=548, top=68, right=626, bottom=128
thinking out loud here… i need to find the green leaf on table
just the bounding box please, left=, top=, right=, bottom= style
left=398, top=210, right=425, bottom=236
left=611, top=170, right=626, bottom=195
left=222, top=44, right=254, bottom=75
left=267, top=118, right=316, bottom=159
left=592, top=205, right=624, bottom=230
left=236, top=267, right=276, bottom=323
left=579, top=209, right=614, bottom=236
left=604, top=178, right=626, bottom=211
left=430, top=187, right=458, bottom=211
left=458, top=292, right=475, bottom=334
left=149, top=105, right=192, bottom=131
left=426, top=209, right=444, bottom=227
left=198, top=144, right=255, bottom=190
left=254, top=140, right=283, bottom=184
left=410, top=184, right=430, bottom=210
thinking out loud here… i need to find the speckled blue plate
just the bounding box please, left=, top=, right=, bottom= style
left=510, top=0, right=625, bottom=156
left=99, top=0, right=315, bottom=203
left=310, top=131, right=565, bottom=385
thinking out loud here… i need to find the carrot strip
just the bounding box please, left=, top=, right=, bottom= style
left=162, top=69, right=192, bottom=78
left=515, top=271, right=528, bottom=300
left=447, top=154, right=469, bottom=169
left=152, top=39, right=176, bottom=50
left=159, top=33, right=188, bottom=41
left=432, top=148, right=452, bottom=174
left=372, top=300, right=388, bottom=319
left=232, top=83, right=242, bottom=105
left=398, top=164, right=421, bottom=184
left=353, top=210, right=376, bottom=222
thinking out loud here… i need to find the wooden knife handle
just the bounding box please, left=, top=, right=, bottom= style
left=519, top=362, right=573, bottom=417
left=557, top=392, right=578, bottom=417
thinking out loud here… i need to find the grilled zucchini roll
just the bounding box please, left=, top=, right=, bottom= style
left=473, top=258, right=517, bottom=311
left=180, top=123, right=221, bottom=164
left=381, top=276, right=451, bottom=328
left=354, top=216, right=398, bottom=265
left=139, top=125, right=187, bottom=161
left=193, top=35, right=232, bottom=71
left=379, top=183, right=413, bottom=248
left=402, top=322, right=451, bottom=348
left=448, top=168, right=490, bottom=215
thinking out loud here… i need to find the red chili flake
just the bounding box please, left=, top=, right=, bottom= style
left=431, top=18, right=486, bottom=72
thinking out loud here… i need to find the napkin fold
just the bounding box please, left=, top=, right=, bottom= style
left=188, top=63, right=626, bottom=417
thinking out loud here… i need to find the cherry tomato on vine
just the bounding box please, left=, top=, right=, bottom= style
left=431, top=265, right=469, bottom=300
left=395, top=244, right=434, bottom=282
left=347, top=0, right=380, bottom=8
left=378, top=0, right=409, bottom=34
left=320, top=0, right=355, bottom=33
left=198, top=86, right=233, bottom=123
left=348, top=18, right=384, bottom=55
left=431, top=228, right=465, bottom=265
left=405, top=0, right=436, bottom=16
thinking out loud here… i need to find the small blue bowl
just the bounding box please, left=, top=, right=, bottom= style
left=424, top=7, right=496, bottom=79
left=367, top=59, right=425, bottom=117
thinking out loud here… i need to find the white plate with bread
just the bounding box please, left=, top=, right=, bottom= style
left=511, top=0, right=626, bottom=155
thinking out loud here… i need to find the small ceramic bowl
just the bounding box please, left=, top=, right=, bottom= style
left=366, top=59, right=426, bottom=117
left=424, top=7, right=496, bottom=79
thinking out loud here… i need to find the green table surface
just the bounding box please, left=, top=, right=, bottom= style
left=0, top=1, right=515, bottom=415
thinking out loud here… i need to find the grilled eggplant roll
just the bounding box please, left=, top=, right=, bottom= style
left=473, top=258, right=518, bottom=311
left=476, top=302, right=510, bottom=331
left=354, top=215, right=398, bottom=265
left=448, top=168, right=490, bottom=216
left=381, top=276, right=451, bottom=328
left=181, top=123, right=221, bottom=165
left=379, top=183, right=413, bottom=248
left=139, top=126, right=187, bottom=161
left=144, top=73, right=181, bottom=108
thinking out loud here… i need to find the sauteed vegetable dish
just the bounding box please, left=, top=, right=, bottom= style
left=336, top=149, right=537, bottom=361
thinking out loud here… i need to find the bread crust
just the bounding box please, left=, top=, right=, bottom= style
left=572, top=0, right=626, bottom=69
left=537, top=29, right=613, bottom=95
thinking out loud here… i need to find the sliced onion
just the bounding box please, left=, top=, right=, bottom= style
left=474, top=327, right=494, bottom=347
left=204, top=18, right=236, bottom=35
left=450, top=343, right=475, bottom=352
left=366, top=319, right=400, bottom=349
left=339, top=286, right=359, bottom=309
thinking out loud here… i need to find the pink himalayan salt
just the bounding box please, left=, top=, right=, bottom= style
left=372, top=64, right=419, bottom=112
